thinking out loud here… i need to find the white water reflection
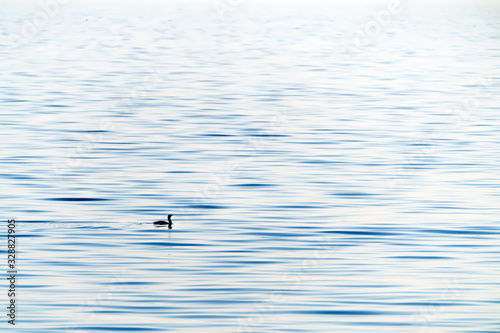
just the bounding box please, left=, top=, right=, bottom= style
left=1, top=1, right=499, bottom=332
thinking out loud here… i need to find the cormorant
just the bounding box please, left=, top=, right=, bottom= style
left=154, top=214, right=173, bottom=229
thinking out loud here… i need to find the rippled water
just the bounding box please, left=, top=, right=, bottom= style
left=1, top=1, right=500, bottom=332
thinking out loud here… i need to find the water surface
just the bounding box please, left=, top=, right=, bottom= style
left=1, top=1, right=499, bottom=332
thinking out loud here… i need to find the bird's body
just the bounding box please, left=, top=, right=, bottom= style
left=153, top=214, right=173, bottom=229
left=153, top=221, right=171, bottom=225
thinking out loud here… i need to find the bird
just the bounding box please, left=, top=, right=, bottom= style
left=153, top=214, right=173, bottom=229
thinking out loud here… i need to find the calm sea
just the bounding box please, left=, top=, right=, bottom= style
left=1, top=0, right=499, bottom=332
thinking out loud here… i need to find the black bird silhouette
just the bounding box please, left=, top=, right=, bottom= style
left=154, top=214, right=173, bottom=229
